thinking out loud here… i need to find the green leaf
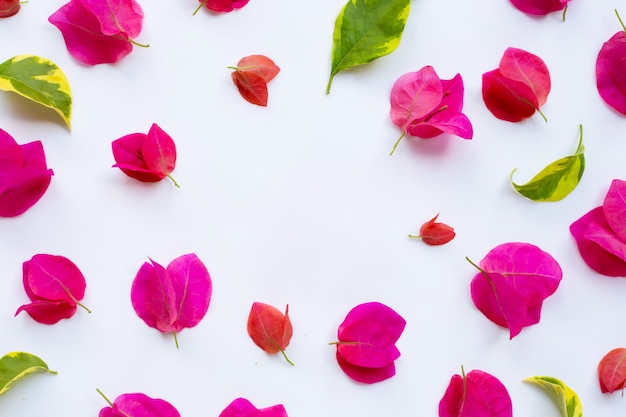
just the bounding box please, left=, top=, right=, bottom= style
left=0, top=352, right=57, bottom=396
left=524, top=375, right=582, bottom=417
left=511, top=125, right=585, bottom=202
left=0, top=54, right=72, bottom=129
left=326, top=0, right=411, bottom=94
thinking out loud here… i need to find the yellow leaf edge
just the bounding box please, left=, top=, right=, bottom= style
left=0, top=351, right=57, bottom=396
left=0, top=54, right=73, bottom=130
left=523, top=375, right=583, bottom=417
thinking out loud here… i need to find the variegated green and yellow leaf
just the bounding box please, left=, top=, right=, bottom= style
left=0, top=351, right=57, bottom=396
left=326, top=0, right=411, bottom=94
left=524, top=375, right=582, bottom=417
left=0, top=54, right=72, bottom=129
left=511, top=125, right=585, bottom=202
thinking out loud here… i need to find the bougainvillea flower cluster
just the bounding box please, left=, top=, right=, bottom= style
left=570, top=179, right=626, bottom=277
left=509, top=0, right=569, bottom=16
left=219, top=397, right=288, bottom=417
left=596, top=11, right=626, bottom=115
left=468, top=242, right=562, bottom=338
left=98, top=390, right=181, bottom=417
left=482, top=47, right=550, bottom=122
left=0, top=129, right=53, bottom=218
left=15, top=254, right=89, bottom=325
left=332, top=302, right=406, bottom=384
left=247, top=302, right=293, bottom=365
left=229, top=55, right=280, bottom=106
left=130, top=253, right=212, bottom=347
left=597, top=347, right=626, bottom=393
left=195, top=0, right=250, bottom=13
left=112, top=123, right=179, bottom=187
left=0, top=0, right=20, bottom=17
left=49, top=0, right=146, bottom=65
left=439, top=368, right=512, bottom=417
left=389, top=65, right=472, bottom=154
left=409, top=213, right=455, bottom=245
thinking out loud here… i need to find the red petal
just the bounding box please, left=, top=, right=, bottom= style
left=15, top=300, right=77, bottom=325
left=482, top=69, right=538, bottom=122
left=199, top=0, right=250, bottom=13
left=247, top=302, right=291, bottom=354
left=236, top=55, right=280, bottom=83
left=0, top=0, right=19, bottom=17
left=498, top=47, right=550, bottom=106
left=231, top=71, right=269, bottom=106
left=112, top=132, right=164, bottom=183
left=335, top=350, right=396, bottom=384
left=598, top=348, right=626, bottom=393
left=142, top=124, right=177, bottom=179
left=509, top=0, right=568, bottom=15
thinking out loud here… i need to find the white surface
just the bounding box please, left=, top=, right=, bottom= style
left=1, top=0, right=626, bottom=416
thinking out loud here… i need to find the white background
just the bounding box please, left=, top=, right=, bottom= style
left=1, top=0, right=626, bottom=416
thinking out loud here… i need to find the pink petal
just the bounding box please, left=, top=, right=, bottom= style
left=49, top=0, right=133, bottom=65
left=470, top=272, right=529, bottom=338
left=570, top=206, right=626, bottom=277
left=440, top=74, right=465, bottom=114
left=498, top=47, right=551, bottom=106
left=200, top=0, right=250, bottom=13
left=112, top=133, right=164, bottom=182
left=22, top=254, right=86, bottom=306
left=218, top=398, right=258, bottom=417
left=439, top=370, right=512, bottom=417
left=0, top=140, right=53, bottom=217
left=15, top=300, right=77, bottom=325
left=603, top=179, right=626, bottom=241
left=509, top=0, right=568, bottom=15
left=0, top=128, right=23, bottom=173
left=336, top=350, right=396, bottom=384
left=100, top=393, right=180, bottom=417
left=130, top=260, right=178, bottom=332
left=596, top=32, right=626, bottom=115
left=142, top=124, right=177, bottom=179
left=407, top=112, right=473, bottom=139
left=166, top=253, right=212, bottom=332
left=257, top=404, right=288, bottom=417
left=390, top=66, right=444, bottom=131
left=338, top=302, right=406, bottom=339
left=80, top=0, right=144, bottom=38
left=337, top=321, right=402, bottom=367
left=482, top=69, right=538, bottom=122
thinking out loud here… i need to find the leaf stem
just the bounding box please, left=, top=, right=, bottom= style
left=193, top=0, right=208, bottom=15
left=173, top=331, right=179, bottom=349
left=536, top=107, right=547, bottom=123
left=96, top=388, right=113, bottom=407
left=616, top=9, right=626, bottom=32
left=227, top=66, right=238, bottom=70
left=325, top=75, right=335, bottom=95
left=561, top=5, right=567, bottom=21
left=575, top=124, right=584, bottom=153
left=390, top=131, right=406, bottom=156
left=280, top=348, right=295, bottom=366
left=407, top=234, right=422, bottom=239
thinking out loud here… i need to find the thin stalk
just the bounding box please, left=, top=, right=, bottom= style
left=390, top=131, right=406, bottom=156
left=173, top=331, right=179, bottom=349
left=280, top=349, right=295, bottom=366
left=96, top=388, right=113, bottom=407
left=193, top=0, right=208, bottom=15
left=616, top=9, right=626, bottom=32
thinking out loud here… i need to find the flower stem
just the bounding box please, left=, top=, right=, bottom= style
left=193, top=0, right=208, bottom=16
left=280, top=349, right=295, bottom=366
left=390, top=131, right=406, bottom=156
left=616, top=9, right=626, bottom=32
left=561, top=5, right=568, bottom=21
left=96, top=388, right=113, bottom=407
left=407, top=234, right=422, bottom=239
left=167, top=174, right=180, bottom=188
left=536, top=107, right=547, bottom=123
left=129, top=38, right=150, bottom=48
left=77, top=301, right=92, bottom=314
left=173, top=331, right=179, bottom=349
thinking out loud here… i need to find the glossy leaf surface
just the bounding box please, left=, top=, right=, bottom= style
left=0, top=55, right=72, bottom=128
left=326, top=0, right=411, bottom=93
left=469, top=242, right=562, bottom=338
left=524, top=376, right=582, bottom=417
left=598, top=347, right=626, bottom=393
left=15, top=254, right=89, bottom=324
left=247, top=302, right=293, bottom=365
left=0, top=352, right=56, bottom=396
left=130, top=253, right=212, bottom=346
left=511, top=125, right=584, bottom=201
left=439, top=368, right=512, bottom=417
